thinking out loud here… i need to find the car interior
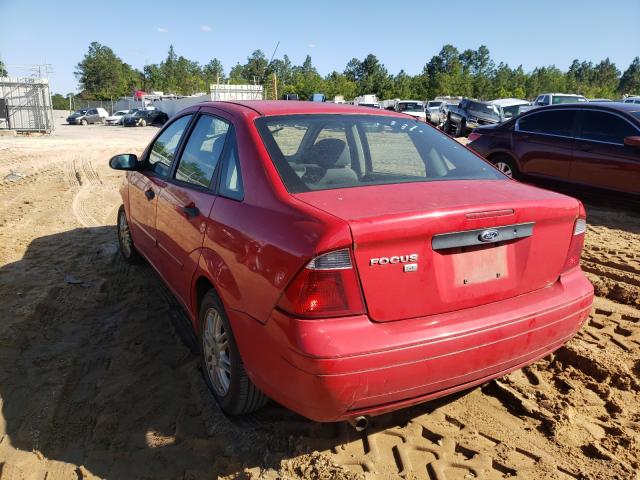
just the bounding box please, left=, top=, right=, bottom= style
left=259, top=116, right=503, bottom=193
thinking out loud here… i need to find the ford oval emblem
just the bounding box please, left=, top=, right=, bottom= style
left=479, top=229, right=500, bottom=242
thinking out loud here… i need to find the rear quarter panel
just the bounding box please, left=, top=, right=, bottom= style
left=194, top=106, right=353, bottom=325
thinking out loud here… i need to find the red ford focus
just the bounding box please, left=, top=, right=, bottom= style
left=109, top=101, right=593, bottom=425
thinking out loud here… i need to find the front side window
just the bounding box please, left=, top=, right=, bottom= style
left=147, top=114, right=192, bottom=177
left=579, top=111, right=638, bottom=144
left=175, top=115, right=229, bottom=188
left=256, top=114, right=503, bottom=193
left=518, top=110, right=576, bottom=137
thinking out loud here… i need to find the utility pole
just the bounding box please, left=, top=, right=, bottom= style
left=273, top=72, right=277, bottom=100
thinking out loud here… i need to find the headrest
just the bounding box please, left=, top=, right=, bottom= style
left=306, top=138, right=347, bottom=169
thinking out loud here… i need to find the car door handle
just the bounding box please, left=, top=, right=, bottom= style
left=144, top=189, right=155, bottom=200
left=181, top=205, right=200, bottom=218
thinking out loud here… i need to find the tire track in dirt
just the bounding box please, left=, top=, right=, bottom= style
left=489, top=299, right=640, bottom=477
left=582, top=205, right=640, bottom=308
left=71, top=158, right=104, bottom=228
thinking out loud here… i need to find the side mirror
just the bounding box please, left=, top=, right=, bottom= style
left=624, top=136, right=640, bottom=148
left=109, top=154, right=138, bottom=170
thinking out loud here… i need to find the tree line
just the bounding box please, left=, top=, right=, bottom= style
left=65, top=42, right=640, bottom=105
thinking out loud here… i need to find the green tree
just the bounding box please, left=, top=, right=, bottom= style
left=525, top=66, right=566, bottom=98
left=344, top=54, right=393, bottom=98
left=228, top=63, right=247, bottom=84
left=0, top=57, right=7, bottom=77
left=51, top=93, right=69, bottom=110
left=423, top=45, right=469, bottom=98
left=323, top=71, right=357, bottom=100
left=244, top=50, right=269, bottom=83
left=618, top=57, right=640, bottom=95
left=591, top=58, right=619, bottom=98
left=203, top=58, right=225, bottom=84
left=289, top=55, right=324, bottom=99
left=75, top=42, right=140, bottom=99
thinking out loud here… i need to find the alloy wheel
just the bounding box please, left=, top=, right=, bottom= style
left=118, top=210, right=133, bottom=257
left=203, top=308, right=231, bottom=396
left=495, top=161, right=513, bottom=178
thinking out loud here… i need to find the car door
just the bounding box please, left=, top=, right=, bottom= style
left=86, top=108, right=97, bottom=123
left=570, top=109, right=640, bottom=194
left=513, top=109, right=578, bottom=179
left=154, top=113, right=231, bottom=303
left=127, top=114, right=193, bottom=263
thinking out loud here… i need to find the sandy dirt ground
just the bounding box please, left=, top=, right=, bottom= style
left=0, top=112, right=638, bottom=480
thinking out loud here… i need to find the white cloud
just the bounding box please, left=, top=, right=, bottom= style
left=157, top=27, right=168, bottom=33
left=201, top=25, right=212, bottom=32
left=308, top=43, right=316, bottom=48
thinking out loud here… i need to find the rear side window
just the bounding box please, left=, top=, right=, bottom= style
left=518, top=110, right=576, bottom=137
left=256, top=114, right=503, bottom=193
left=148, top=115, right=192, bottom=177
left=579, top=111, right=638, bottom=144
left=219, top=137, right=243, bottom=200
left=175, top=115, right=229, bottom=188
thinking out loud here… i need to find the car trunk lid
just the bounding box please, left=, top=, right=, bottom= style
left=294, top=180, right=580, bottom=322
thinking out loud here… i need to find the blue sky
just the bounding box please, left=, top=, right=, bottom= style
left=1, top=0, right=639, bottom=94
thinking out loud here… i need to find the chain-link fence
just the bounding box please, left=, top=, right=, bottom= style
left=68, top=98, right=116, bottom=114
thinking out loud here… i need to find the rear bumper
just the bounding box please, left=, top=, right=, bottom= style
left=231, top=267, right=593, bottom=422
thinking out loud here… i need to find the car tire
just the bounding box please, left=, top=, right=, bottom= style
left=491, top=154, right=519, bottom=179
left=199, top=289, right=268, bottom=416
left=443, top=118, right=451, bottom=133
left=80, top=119, right=87, bottom=126
left=140, top=119, right=147, bottom=127
left=455, top=121, right=466, bottom=137
left=117, top=205, right=143, bottom=264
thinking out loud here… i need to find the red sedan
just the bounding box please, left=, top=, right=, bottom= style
left=109, top=101, right=593, bottom=425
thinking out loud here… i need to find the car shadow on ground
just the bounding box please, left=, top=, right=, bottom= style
left=0, top=226, right=470, bottom=479
left=519, top=178, right=639, bottom=229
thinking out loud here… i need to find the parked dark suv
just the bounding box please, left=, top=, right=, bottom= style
left=467, top=102, right=640, bottom=196
left=123, top=109, right=168, bottom=127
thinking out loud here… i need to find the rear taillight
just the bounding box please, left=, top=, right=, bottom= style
left=562, top=203, right=587, bottom=272
left=277, top=249, right=365, bottom=318
left=467, top=132, right=482, bottom=143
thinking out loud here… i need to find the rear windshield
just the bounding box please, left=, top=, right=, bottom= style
left=552, top=95, right=587, bottom=104
left=468, top=102, right=501, bottom=119
left=397, top=102, right=423, bottom=112
left=256, top=114, right=504, bottom=193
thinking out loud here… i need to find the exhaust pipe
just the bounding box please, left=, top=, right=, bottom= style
left=347, top=416, right=369, bottom=432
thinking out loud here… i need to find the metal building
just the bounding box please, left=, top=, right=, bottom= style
left=0, top=77, right=54, bottom=132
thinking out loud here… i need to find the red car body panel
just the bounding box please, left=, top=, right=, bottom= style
left=231, top=267, right=591, bottom=421
left=118, top=101, right=594, bottom=422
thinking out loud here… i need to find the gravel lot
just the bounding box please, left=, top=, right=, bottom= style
left=0, top=111, right=638, bottom=479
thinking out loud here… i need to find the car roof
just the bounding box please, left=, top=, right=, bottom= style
left=199, top=100, right=410, bottom=118
left=489, top=98, right=529, bottom=106
left=537, top=93, right=586, bottom=97
left=523, top=102, right=640, bottom=115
